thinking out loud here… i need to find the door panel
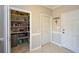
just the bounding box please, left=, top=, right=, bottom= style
left=61, top=10, right=79, bottom=52
left=40, top=15, right=50, bottom=45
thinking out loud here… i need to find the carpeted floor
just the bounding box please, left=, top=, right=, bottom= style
left=30, top=43, right=73, bottom=53
left=11, top=42, right=74, bottom=53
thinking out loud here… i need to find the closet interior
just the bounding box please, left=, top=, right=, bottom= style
left=10, top=9, right=30, bottom=53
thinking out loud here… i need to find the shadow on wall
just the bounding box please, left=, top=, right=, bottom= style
left=0, top=40, right=4, bottom=53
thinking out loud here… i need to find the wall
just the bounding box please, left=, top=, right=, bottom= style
left=0, top=5, right=4, bottom=52
left=52, top=17, right=61, bottom=44
left=0, top=5, right=4, bottom=37
left=52, top=5, right=79, bottom=52
left=0, top=39, right=4, bottom=52
left=53, top=5, right=79, bottom=17
left=52, top=5, right=79, bottom=43
left=10, top=5, right=52, bottom=50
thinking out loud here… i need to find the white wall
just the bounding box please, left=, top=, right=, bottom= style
left=53, top=5, right=79, bottom=52
left=52, top=6, right=79, bottom=45
left=52, top=32, right=61, bottom=44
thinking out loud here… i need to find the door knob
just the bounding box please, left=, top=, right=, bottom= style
left=62, top=29, right=65, bottom=34
left=62, top=32, right=65, bottom=34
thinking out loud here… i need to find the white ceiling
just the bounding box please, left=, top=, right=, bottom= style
left=42, top=5, right=62, bottom=10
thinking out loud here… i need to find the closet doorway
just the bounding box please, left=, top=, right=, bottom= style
left=10, top=8, right=31, bottom=53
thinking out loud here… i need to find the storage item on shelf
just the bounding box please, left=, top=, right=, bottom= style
left=11, top=9, right=30, bottom=48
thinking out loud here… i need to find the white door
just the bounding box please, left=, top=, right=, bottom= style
left=40, top=15, right=51, bottom=45
left=61, top=10, right=79, bottom=52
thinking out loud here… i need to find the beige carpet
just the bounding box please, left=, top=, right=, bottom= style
left=30, top=43, right=73, bottom=53
left=11, top=43, right=73, bottom=53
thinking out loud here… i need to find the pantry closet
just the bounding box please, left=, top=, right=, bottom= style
left=10, top=9, right=30, bottom=53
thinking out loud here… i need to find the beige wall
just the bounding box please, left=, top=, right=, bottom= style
left=30, top=6, right=52, bottom=33
left=10, top=5, right=52, bottom=33
left=10, top=5, right=52, bottom=49
left=53, top=5, right=79, bottom=17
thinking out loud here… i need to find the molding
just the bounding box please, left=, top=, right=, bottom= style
left=51, top=41, right=75, bottom=53
left=30, top=46, right=41, bottom=52
left=62, top=46, right=75, bottom=53
left=4, top=5, right=9, bottom=53
left=42, top=5, right=62, bottom=10
left=51, top=41, right=62, bottom=47
left=51, top=41, right=75, bottom=52
left=10, top=7, right=31, bottom=13
left=50, top=17, right=53, bottom=43
left=32, top=33, right=41, bottom=36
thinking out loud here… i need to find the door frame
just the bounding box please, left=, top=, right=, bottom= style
left=40, top=13, right=52, bottom=47
left=4, top=6, right=32, bottom=53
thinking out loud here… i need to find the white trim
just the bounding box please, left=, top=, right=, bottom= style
left=30, top=33, right=41, bottom=51
left=51, top=41, right=62, bottom=47
left=30, top=9, right=32, bottom=52
left=51, top=41, right=75, bottom=52
left=40, top=14, right=42, bottom=48
left=4, top=5, right=9, bottom=53
left=50, top=17, right=53, bottom=42
left=30, top=46, right=41, bottom=52
left=10, top=7, right=30, bottom=13
left=7, top=6, right=32, bottom=53
left=8, top=5, right=11, bottom=53
left=32, top=33, right=40, bottom=36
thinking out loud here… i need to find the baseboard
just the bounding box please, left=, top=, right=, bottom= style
left=51, top=41, right=76, bottom=53
left=51, top=41, right=62, bottom=47
left=30, top=46, right=41, bottom=52
left=62, top=46, right=75, bottom=53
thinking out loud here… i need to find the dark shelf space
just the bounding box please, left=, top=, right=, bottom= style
left=11, top=9, right=30, bottom=49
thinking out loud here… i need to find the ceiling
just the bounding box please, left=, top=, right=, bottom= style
left=42, top=5, right=62, bottom=10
